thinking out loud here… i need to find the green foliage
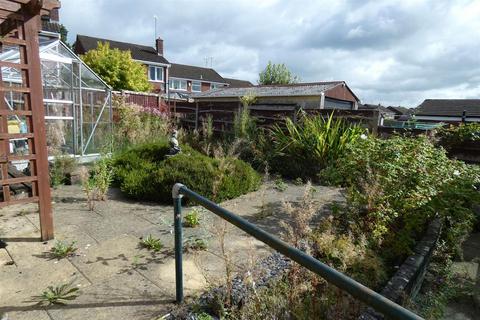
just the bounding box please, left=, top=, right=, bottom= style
left=321, top=135, right=480, bottom=261
left=258, top=61, right=298, bottom=85
left=196, top=312, right=214, bottom=320
left=113, top=141, right=261, bottom=203
left=49, top=152, right=77, bottom=187
left=140, top=235, right=163, bottom=252
left=92, top=156, right=114, bottom=200
left=50, top=241, right=77, bottom=259
left=59, top=24, right=71, bottom=48
left=273, top=178, right=287, bottom=192
left=39, top=282, right=80, bottom=305
left=113, top=96, right=171, bottom=149
left=184, top=208, right=201, bottom=228
left=233, top=106, right=257, bottom=141
left=81, top=42, right=152, bottom=92
left=437, top=123, right=480, bottom=150
left=184, top=238, right=208, bottom=252
left=270, top=113, right=364, bottom=179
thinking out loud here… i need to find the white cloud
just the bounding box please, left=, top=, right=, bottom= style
left=60, top=0, right=480, bottom=107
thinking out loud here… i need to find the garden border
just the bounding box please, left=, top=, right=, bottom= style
left=359, top=218, right=442, bottom=320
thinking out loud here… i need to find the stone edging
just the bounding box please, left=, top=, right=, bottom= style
left=359, top=218, right=442, bottom=320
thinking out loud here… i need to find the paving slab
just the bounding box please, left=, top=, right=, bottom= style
left=0, top=182, right=343, bottom=320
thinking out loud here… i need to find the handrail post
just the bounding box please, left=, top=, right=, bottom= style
left=172, top=183, right=185, bottom=303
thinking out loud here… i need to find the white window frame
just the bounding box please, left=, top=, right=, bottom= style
left=192, top=81, right=202, bottom=92
left=169, top=78, right=187, bottom=91
left=148, top=65, right=164, bottom=82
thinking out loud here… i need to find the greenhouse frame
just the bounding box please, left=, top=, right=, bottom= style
left=1, top=36, right=112, bottom=162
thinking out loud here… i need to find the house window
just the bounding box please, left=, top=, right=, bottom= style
left=148, top=66, right=164, bottom=82
left=169, top=79, right=187, bottom=91
left=192, top=81, right=201, bottom=92
left=210, top=83, right=219, bottom=90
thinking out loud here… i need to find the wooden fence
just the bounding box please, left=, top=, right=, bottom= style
left=171, top=100, right=380, bottom=133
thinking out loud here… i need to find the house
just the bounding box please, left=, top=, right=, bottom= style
left=73, top=35, right=249, bottom=97
left=74, top=35, right=170, bottom=93
left=168, top=63, right=229, bottom=95
left=359, top=104, right=396, bottom=119
left=192, top=81, right=360, bottom=110
left=387, top=106, right=412, bottom=117
left=223, top=78, right=253, bottom=88
left=415, top=99, right=480, bottom=123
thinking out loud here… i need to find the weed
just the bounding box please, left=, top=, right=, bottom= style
left=196, top=312, right=214, bottom=320
left=184, top=208, right=201, bottom=228
left=274, top=178, right=287, bottom=192
left=140, top=235, right=163, bottom=252
left=39, top=282, right=80, bottom=305
left=293, top=177, right=303, bottom=185
left=50, top=241, right=77, bottom=259
left=184, top=238, right=208, bottom=252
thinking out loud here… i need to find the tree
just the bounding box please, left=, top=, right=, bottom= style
left=81, top=42, right=152, bottom=92
left=59, top=24, right=71, bottom=48
left=258, top=61, right=299, bottom=85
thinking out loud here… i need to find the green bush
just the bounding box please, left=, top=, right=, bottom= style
left=269, top=113, right=364, bottom=179
left=321, top=136, right=480, bottom=261
left=50, top=153, right=77, bottom=187
left=437, top=123, right=480, bottom=150
left=113, top=141, right=261, bottom=203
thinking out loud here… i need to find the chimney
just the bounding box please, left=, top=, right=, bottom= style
left=156, top=37, right=164, bottom=56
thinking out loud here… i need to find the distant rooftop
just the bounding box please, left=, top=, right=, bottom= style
left=415, top=99, right=480, bottom=117
left=169, top=63, right=226, bottom=83
left=74, top=35, right=170, bottom=65
left=193, top=81, right=345, bottom=99
left=223, top=77, right=253, bottom=88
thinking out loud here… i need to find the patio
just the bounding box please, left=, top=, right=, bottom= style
left=0, top=183, right=343, bottom=320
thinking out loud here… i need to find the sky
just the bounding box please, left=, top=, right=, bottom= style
left=60, top=0, right=480, bottom=107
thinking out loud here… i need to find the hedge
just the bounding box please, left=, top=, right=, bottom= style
left=113, top=140, right=261, bottom=203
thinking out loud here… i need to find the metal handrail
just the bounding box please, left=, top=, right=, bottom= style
left=172, top=183, right=423, bottom=320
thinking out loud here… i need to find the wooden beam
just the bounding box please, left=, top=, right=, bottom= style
left=24, top=12, right=54, bottom=240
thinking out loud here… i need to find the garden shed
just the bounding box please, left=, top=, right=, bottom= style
left=1, top=37, right=112, bottom=161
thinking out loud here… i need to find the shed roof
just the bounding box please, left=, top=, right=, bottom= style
left=74, top=35, right=170, bottom=65
left=387, top=106, right=413, bottom=115
left=193, top=81, right=344, bottom=99
left=359, top=103, right=395, bottom=116
left=415, top=99, right=480, bottom=117
left=169, top=63, right=226, bottom=83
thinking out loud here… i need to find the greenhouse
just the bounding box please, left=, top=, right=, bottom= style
left=0, top=36, right=112, bottom=161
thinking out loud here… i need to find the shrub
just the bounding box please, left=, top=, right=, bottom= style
left=81, top=42, right=151, bottom=92
left=113, top=96, right=171, bottom=148
left=113, top=141, right=261, bottom=203
left=321, top=135, right=480, bottom=261
left=437, top=123, right=480, bottom=150
left=269, top=112, right=363, bottom=179
left=49, top=153, right=77, bottom=187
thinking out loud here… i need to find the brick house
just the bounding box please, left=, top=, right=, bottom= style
left=73, top=35, right=249, bottom=96
left=74, top=35, right=170, bottom=93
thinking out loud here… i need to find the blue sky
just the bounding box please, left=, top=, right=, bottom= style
left=61, top=0, right=480, bottom=107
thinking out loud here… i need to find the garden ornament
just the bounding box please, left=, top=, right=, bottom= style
left=168, top=129, right=181, bottom=156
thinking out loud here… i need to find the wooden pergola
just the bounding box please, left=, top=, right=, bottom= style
left=0, top=0, right=60, bottom=240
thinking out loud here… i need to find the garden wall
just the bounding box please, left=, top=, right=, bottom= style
left=447, top=140, right=480, bottom=164
left=358, top=218, right=442, bottom=320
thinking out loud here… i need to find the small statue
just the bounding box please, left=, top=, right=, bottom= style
left=168, top=129, right=181, bottom=156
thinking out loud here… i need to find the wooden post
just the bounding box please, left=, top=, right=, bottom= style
left=24, top=14, right=54, bottom=240
left=194, top=102, right=199, bottom=131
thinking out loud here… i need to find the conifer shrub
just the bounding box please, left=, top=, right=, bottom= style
left=113, top=141, right=261, bottom=203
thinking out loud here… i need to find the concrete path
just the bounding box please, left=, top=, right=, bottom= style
left=0, top=182, right=343, bottom=320
left=442, top=232, right=480, bottom=320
